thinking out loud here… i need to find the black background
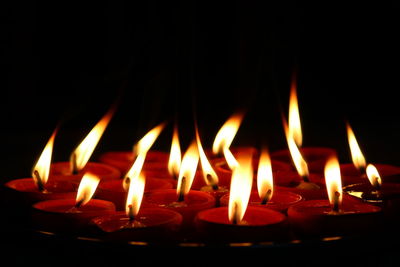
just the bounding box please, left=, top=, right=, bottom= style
left=2, top=1, right=400, bottom=265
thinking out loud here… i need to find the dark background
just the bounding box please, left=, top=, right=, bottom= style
left=2, top=0, right=400, bottom=265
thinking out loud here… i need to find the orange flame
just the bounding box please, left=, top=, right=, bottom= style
left=133, top=122, right=166, bottom=155
left=228, top=153, right=253, bottom=224
left=75, top=173, right=100, bottom=207
left=123, top=153, right=146, bottom=191
left=257, top=148, right=274, bottom=203
left=288, top=79, right=302, bottom=147
left=176, top=141, right=199, bottom=198
left=126, top=174, right=145, bottom=218
left=196, top=128, right=219, bottom=187
left=324, top=156, right=342, bottom=211
left=32, top=128, right=57, bottom=190
left=70, top=109, right=114, bottom=173
left=346, top=122, right=366, bottom=172
left=168, top=125, right=181, bottom=179
left=212, top=113, right=244, bottom=169
left=366, top=164, right=382, bottom=189
left=283, top=119, right=309, bottom=178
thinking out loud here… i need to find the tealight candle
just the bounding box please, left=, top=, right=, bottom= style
left=4, top=128, right=76, bottom=206
left=91, top=173, right=182, bottom=242
left=288, top=156, right=382, bottom=238
left=32, top=173, right=116, bottom=233
left=142, top=141, right=216, bottom=228
left=195, top=153, right=288, bottom=242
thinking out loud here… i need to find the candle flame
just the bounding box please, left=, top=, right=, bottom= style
left=176, top=141, right=199, bottom=198
left=133, top=122, right=166, bottom=155
left=75, top=173, right=100, bottom=207
left=257, top=148, right=274, bottom=202
left=168, top=125, right=181, bottom=179
left=212, top=112, right=244, bottom=169
left=283, top=119, right=309, bottom=178
left=288, top=78, right=302, bottom=147
left=32, top=128, right=57, bottom=189
left=228, top=153, right=253, bottom=224
left=324, top=156, right=343, bottom=210
left=346, top=122, right=366, bottom=172
left=123, top=123, right=165, bottom=190
left=70, top=109, right=114, bottom=173
left=126, top=173, right=145, bottom=218
left=196, top=128, right=219, bottom=187
left=366, top=164, right=382, bottom=189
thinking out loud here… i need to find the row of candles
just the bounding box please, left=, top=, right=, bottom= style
left=4, top=82, right=400, bottom=243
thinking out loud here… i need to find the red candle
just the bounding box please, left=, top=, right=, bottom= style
left=195, top=206, right=287, bottom=242
left=288, top=156, right=382, bottom=237
left=95, top=178, right=173, bottom=210
left=271, top=147, right=336, bottom=173
left=98, top=150, right=169, bottom=174
left=195, top=152, right=287, bottom=242
left=5, top=178, right=76, bottom=204
left=50, top=161, right=121, bottom=183
left=33, top=198, right=115, bottom=233
left=91, top=208, right=182, bottom=242
left=343, top=164, right=400, bottom=222
left=4, top=128, right=76, bottom=205
left=142, top=141, right=216, bottom=229
left=91, top=172, right=182, bottom=242
left=142, top=189, right=216, bottom=228
left=31, top=173, right=116, bottom=233
left=219, top=190, right=302, bottom=213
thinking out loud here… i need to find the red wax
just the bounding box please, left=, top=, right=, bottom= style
left=91, top=208, right=182, bottom=242
left=287, top=197, right=382, bottom=237
left=98, top=151, right=169, bottom=173
left=95, top=178, right=174, bottom=210
left=340, top=163, right=400, bottom=185
left=50, top=162, right=121, bottom=183
left=271, top=147, right=336, bottom=173
left=32, top=198, right=116, bottom=233
left=142, top=189, right=216, bottom=228
left=195, top=206, right=287, bottom=242
left=4, top=178, right=77, bottom=205
left=219, top=190, right=303, bottom=212
left=343, top=182, right=400, bottom=220
left=273, top=171, right=327, bottom=200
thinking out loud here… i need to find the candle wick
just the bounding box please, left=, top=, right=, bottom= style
left=128, top=204, right=135, bottom=222
left=33, top=170, right=46, bottom=193
left=75, top=199, right=84, bottom=209
left=70, top=153, right=79, bottom=175
left=206, top=174, right=219, bottom=190
left=374, top=177, right=381, bottom=190
left=332, top=191, right=340, bottom=213
left=302, top=175, right=310, bottom=183
left=177, top=176, right=186, bottom=202
left=261, top=189, right=272, bottom=205
left=232, top=202, right=239, bottom=225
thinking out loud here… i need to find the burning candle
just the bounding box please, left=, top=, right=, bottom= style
left=288, top=156, right=382, bottom=238
left=341, top=122, right=400, bottom=185
left=219, top=149, right=303, bottom=212
left=50, top=108, right=121, bottom=183
left=142, top=141, right=216, bottom=228
left=271, top=77, right=336, bottom=173
left=275, top=118, right=327, bottom=200
left=343, top=164, right=400, bottom=224
left=191, top=127, right=229, bottom=204
left=32, top=173, right=116, bottom=233
left=4, top=128, right=76, bottom=206
left=195, top=153, right=288, bottom=243
left=91, top=173, right=182, bottom=242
